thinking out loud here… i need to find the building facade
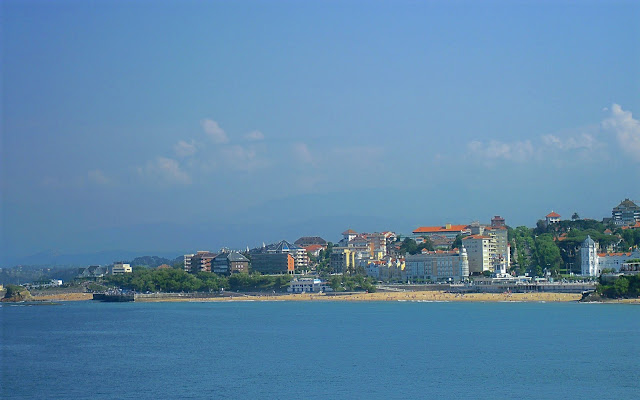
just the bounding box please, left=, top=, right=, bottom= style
left=463, top=235, right=495, bottom=274
left=485, top=226, right=510, bottom=271
left=580, top=235, right=640, bottom=276
left=545, top=211, right=561, bottom=227
left=111, top=262, right=132, bottom=275
left=262, top=240, right=309, bottom=270
left=288, top=278, right=333, bottom=293
left=412, top=224, right=471, bottom=248
left=212, top=252, right=250, bottom=275
left=612, top=198, right=640, bottom=226
left=250, top=253, right=295, bottom=275
left=185, top=251, right=216, bottom=273
left=404, top=248, right=469, bottom=282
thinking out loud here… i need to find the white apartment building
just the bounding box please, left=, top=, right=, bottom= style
left=486, top=227, right=510, bottom=270
left=463, top=235, right=495, bottom=274
left=288, top=279, right=333, bottom=293
left=111, top=262, right=132, bottom=275
left=184, top=253, right=194, bottom=272
left=404, top=248, right=469, bottom=282
left=581, top=235, right=640, bottom=276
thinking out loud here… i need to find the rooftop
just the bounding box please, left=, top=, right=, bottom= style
left=463, top=235, right=492, bottom=240
left=413, top=224, right=469, bottom=234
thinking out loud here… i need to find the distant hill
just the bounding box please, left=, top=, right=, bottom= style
left=2, top=250, right=184, bottom=269
left=129, top=255, right=183, bottom=268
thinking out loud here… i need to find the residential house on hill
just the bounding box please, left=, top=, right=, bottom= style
left=77, top=265, right=108, bottom=279
left=612, top=198, right=640, bottom=226
left=303, top=244, right=325, bottom=258
left=545, top=211, right=561, bottom=227
left=294, top=236, right=327, bottom=247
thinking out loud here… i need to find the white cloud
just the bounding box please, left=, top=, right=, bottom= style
left=467, top=140, right=534, bottom=162
left=220, top=145, right=269, bottom=172
left=138, top=157, right=192, bottom=185
left=541, top=133, right=598, bottom=151
left=292, top=143, right=315, bottom=165
left=87, top=169, right=112, bottom=185
left=201, top=119, right=229, bottom=144
left=602, top=103, right=640, bottom=161
left=174, top=140, right=197, bottom=157
left=245, top=130, right=265, bottom=141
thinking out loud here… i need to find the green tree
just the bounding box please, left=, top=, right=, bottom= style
left=613, top=277, right=629, bottom=297
left=451, top=234, right=464, bottom=250
left=533, top=234, right=563, bottom=276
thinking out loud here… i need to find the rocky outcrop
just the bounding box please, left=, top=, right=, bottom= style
left=1, top=285, right=34, bottom=302
left=579, top=291, right=603, bottom=302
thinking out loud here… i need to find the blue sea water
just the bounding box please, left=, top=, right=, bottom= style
left=1, top=301, right=639, bottom=400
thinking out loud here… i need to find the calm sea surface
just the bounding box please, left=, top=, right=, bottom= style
left=1, top=301, right=639, bottom=399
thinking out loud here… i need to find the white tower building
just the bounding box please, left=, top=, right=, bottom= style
left=460, top=245, right=470, bottom=278
left=580, top=236, right=600, bottom=276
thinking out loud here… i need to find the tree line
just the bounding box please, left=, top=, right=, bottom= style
left=103, top=267, right=292, bottom=293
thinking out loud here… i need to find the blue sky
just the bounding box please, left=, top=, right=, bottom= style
left=2, top=0, right=639, bottom=263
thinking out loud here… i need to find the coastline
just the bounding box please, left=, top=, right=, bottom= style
left=29, top=291, right=640, bottom=303
left=133, top=291, right=584, bottom=303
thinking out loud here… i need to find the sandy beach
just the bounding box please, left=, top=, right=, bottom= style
left=29, top=291, right=640, bottom=303
left=134, top=291, right=585, bottom=303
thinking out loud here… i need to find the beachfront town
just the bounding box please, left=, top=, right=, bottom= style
left=58, top=198, right=640, bottom=298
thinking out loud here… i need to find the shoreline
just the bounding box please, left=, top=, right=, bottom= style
left=28, top=291, right=640, bottom=304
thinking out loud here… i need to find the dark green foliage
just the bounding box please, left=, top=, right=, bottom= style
left=4, top=284, right=26, bottom=298
left=511, top=220, right=639, bottom=277
left=227, top=273, right=292, bottom=292
left=533, top=234, right=562, bottom=276
left=451, top=234, right=463, bottom=250
left=315, top=242, right=334, bottom=275
left=105, top=268, right=203, bottom=292
left=129, top=255, right=175, bottom=269
left=619, top=229, right=640, bottom=249
left=399, top=237, right=433, bottom=255
left=596, top=275, right=640, bottom=298
left=328, top=274, right=376, bottom=292
left=510, top=226, right=535, bottom=275
left=103, top=269, right=291, bottom=293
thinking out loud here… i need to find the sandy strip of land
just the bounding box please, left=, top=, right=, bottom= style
left=134, top=291, right=584, bottom=303
left=31, top=292, right=93, bottom=302
left=31, top=291, right=640, bottom=303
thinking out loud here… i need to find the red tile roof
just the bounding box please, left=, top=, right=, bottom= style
left=303, top=244, right=325, bottom=252
left=621, top=222, right=640, bottom=230
left=413, top=224, right=469, bottom=234
left=598, top=252, right=632, bottom=257
left=546, top=211, right=561, bottom=218
left=342, top=229, right=357, bottom=235
left=463, top=235, right=491, bottom=240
